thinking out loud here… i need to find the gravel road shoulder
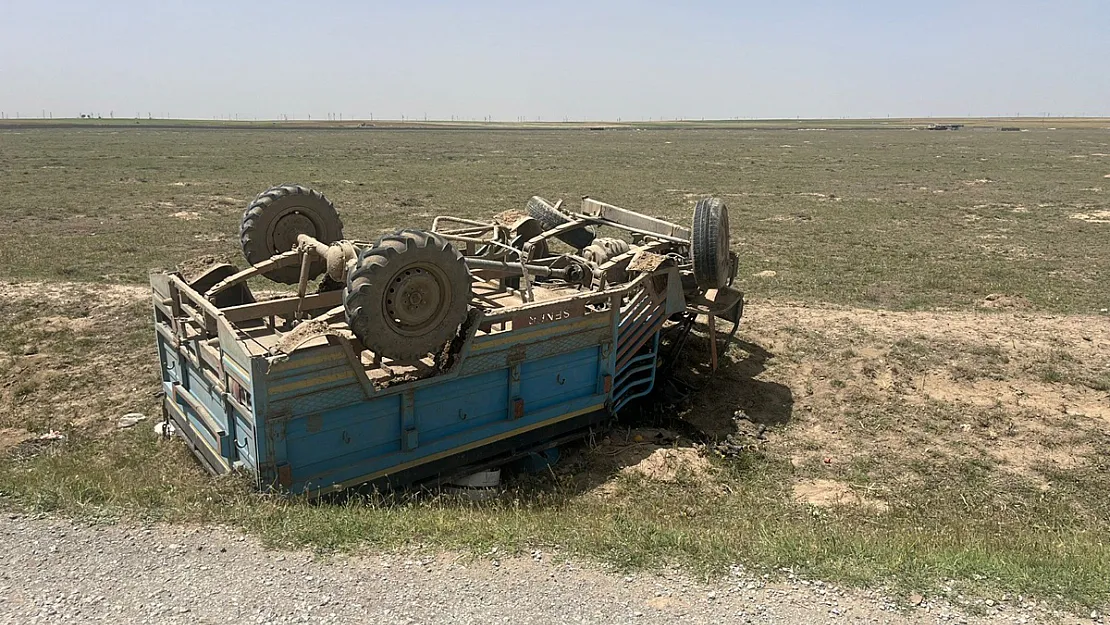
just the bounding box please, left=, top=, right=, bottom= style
left=0, top=515, right=1097, bottom=625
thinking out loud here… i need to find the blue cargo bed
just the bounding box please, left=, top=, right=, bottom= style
left=150, top=267, right=696, bottom=495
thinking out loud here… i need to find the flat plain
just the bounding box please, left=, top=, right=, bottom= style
left=1, top=122, right=1108, bottom=611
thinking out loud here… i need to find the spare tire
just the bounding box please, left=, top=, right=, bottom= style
left=344, top=230, right=471, bottom=363
left=525, top=196, right=595, bottom=250
left=691, top=197, right=731, bottom=289
left=239, top=184, right=344, bottom=284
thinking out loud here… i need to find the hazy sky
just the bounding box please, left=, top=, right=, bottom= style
left=1, top=0, right=1107, bottom=120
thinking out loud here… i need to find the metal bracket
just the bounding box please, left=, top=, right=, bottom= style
left=401, top=389, right=418, bottom=451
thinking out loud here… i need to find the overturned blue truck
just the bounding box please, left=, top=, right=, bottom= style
left=150, top=186, right=743, bottom=495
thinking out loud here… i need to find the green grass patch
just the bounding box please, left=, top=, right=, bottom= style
left=1, top=127, right=1108, bottom=312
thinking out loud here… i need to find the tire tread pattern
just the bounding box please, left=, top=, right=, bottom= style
left=343, top=230, right=471, bottom=363
left=239, top=184, right=343, bottom=284
left=692, top=197, right=730, bottom=289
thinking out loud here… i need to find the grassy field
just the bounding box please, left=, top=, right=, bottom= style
left=1, top=124, right=1109, bottom=610
left=1, top=124, right=1107, bottom=311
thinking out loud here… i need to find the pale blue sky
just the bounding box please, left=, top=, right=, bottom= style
left=1, top=0, right=1107, bottom=120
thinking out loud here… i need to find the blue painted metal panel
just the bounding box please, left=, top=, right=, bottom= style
left=519, top=347, right=600, bottom=412
left=283, top=394, right=402, bottom=477
left=172, top=388, right=224, bottom=464
left=233, top=412, right=257, bottom=469
left=414, top=368, right=509, bottom=441
left=255, top=339, right=606, bottom=493
left=157, top=338, right=181, bottom=386
left=185, top=372, right=230, bottom=436
left=268, top=384, right=367, bottom=422
left=289, top=393, right=607, bottom=493
left=249, top=356, right=275, bottom=486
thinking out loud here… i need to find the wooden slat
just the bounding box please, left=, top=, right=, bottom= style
left=580, top=198, right=691, bottom=241
left=204, top=249, right=301, bottom=297
left=221, top=291, right=344, bottom=323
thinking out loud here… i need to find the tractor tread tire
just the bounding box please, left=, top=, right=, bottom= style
left=344, top=230, right=471, bottom=363
left=239, top=184, right=343, bottom=284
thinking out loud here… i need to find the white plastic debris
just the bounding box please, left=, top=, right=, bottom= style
left=444, top=469, right=502, bottom=501
left=118, top=413, right=147, bottom=429
left=448, top=469, right=501, bottom=489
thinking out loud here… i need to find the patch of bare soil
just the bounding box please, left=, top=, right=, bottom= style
left=211, top=195, right=241, bottom=206
left=2, top=281, right=147, bottom=308
left=620, top=447, right=713, bottom=483
left=1070, top=210, right=1110, bottom=223
left=174, top=253, right=242, bottom=283
left=792, top=479, right=889, bottom=512
left=568, top=428, right=714, bottom=496
left=761, top=214, right=813, bottom=223
left=795, top=192, right=841, bottom=202
left=492, top=209, right=529, bottom=225
left=727, top=301, right=1110, bottom=497
left=0, top=281, right=158, bottom=440
left=275, top=319, right=335, bottom=353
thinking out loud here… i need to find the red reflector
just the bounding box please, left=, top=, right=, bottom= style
left=513, top=398, right=525, bottom=419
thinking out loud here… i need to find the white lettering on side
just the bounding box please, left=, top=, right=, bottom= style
left=527, top=309, right=571, bottom=326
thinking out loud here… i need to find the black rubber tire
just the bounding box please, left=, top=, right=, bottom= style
left=344, top=230, right=471, bottom=363
left=239, top=184, right=344, bottom=284
left=525, top=196, right=595, bottom=250
left=691, top=197, right=731, bottom=289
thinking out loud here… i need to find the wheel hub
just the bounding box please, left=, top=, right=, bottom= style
left=384, top=265, right=450, bottom=336
left=270, top=211, right=317, bottom=253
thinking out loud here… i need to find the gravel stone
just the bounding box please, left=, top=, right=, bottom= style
left=0, top=516, right=1099, bottom=624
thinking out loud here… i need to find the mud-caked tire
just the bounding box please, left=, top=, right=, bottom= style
left=525, top=196, right=595, bottom=250
left=691, top=197, right=731, bottom=289
left=344, top=230, right=471, bottom=363
left=239, top=184, right=344, bottom=284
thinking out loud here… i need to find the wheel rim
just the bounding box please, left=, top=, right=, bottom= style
left=268, top=208, right=319, bottom=254
left=382, top=262, right=453, bottom=337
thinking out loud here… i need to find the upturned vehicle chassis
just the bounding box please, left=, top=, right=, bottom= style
left=151, top=187, right=743, bottom=495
